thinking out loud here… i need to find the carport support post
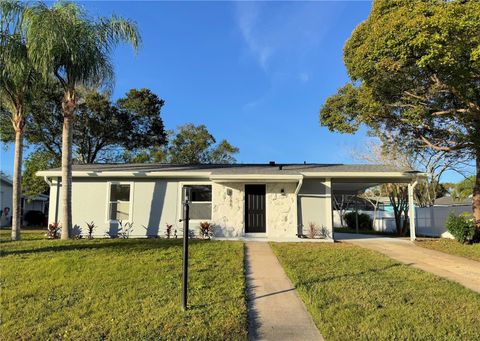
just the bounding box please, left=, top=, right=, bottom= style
left=355, top=197, right=359, bottom=234
left=408, top=181, right=418, bottom=241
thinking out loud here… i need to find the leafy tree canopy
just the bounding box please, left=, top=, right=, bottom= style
left=22, top=149, right=59, bottom=199
left=320, top=0, right=480, bottom=227
left=320, top=0, right=480, bottom=155
left=452, top=176, right=475, bottom=201
left=1, top=87, right=167, bottom=163
left=123, top=123, right=240, bottom=164
left=167, top=123, right=239, bottom=164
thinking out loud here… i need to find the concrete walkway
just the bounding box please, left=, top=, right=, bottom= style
left=336, top=233, right=480, bottom=293
left=245, top=242, right=323, bottom=341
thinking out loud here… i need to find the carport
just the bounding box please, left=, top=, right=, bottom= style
left=329, top=171, right=423, bottom=241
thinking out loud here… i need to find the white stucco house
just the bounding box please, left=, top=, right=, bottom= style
left=0, top=173, right=49, bottom=227
left=37, top=162, right=421, bottom=240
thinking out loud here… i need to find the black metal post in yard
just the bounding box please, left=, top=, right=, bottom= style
left=181, top=188, right=190, bottom=310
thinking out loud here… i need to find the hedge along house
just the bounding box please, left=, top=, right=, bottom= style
left=37, top=163, right=422, bottom=241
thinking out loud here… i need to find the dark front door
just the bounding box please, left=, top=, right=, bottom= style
left=245, top=184, right=266, bottom=233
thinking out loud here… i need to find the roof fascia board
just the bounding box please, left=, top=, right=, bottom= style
left=301, top=171, right=426, bottom=179
left=36, top=171, right=212, bottom=178
left=210, top=174, right=303, bottom=182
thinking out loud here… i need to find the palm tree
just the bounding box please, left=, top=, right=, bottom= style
left=23, top=1, right=140, bottom=239
left=0, top=0, right=35, bottom=241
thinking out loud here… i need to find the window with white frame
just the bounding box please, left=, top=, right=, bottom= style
left=183, top=185, right=212, bottom=220
left=108, top=183, right=131, bottom=221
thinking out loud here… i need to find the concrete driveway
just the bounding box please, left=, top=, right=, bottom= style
left=335, top=233, right=480, bottom=294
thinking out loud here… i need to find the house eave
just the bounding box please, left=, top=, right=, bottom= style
left=36, top=170, right=212, bottom=179
left=210, top=174, right=303, bottom=182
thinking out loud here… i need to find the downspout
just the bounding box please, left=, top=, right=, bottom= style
left=294, top=177, right=303, bottom=195
left=43, top=176, right=52, bottom=186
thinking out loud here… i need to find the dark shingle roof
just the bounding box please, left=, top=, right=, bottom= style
left=44, top=163, right=415, bottom=174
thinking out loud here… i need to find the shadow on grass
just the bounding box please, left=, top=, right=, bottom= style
left=296, top=262, right=408, bottom=288
left=0, top=238, right=196, bottom=257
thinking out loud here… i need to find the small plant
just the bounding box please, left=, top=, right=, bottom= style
left=446, top=213, right=477, bottom=244
left=165, top=224, right=173, bottom=239
left=308, top=222, right=319, bottom=239
left=47, top=222, right=61, bottom=239
left=86, top=221, right=96, bottom=239
left=199, top=221, right=213, bottom=240
left=118, top=220, right=134, bottom=239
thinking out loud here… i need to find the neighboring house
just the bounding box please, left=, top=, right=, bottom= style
left=0, top=173, right=13, bottom=227
left=0, top=173, right=49, bottom=227
left=37, top=163, right=421, bottom=240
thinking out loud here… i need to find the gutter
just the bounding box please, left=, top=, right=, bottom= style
left=36, top=171, right=213, bottom=179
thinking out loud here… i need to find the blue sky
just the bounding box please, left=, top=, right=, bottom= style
left=0, top=1, right=471, bottom=182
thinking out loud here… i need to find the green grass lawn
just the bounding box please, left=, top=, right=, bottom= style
left=415, top=238, right=480, bottom=262
left=0, top=237, right=247, bottom=340
left=271, top=242, right=480, bottom=341
left=0, top=228, right=47, bottom=241
left=334, top=227, right=397, bottom=236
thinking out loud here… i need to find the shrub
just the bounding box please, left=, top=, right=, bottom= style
left=47, top=222, right=60, bottom=239
left=344, top=212, right=373, bottom=230
left=445, top=213, right=477, bottom=244
left=86, top=221, right=96, bottom=239
left=199, top=221, right=213, bottom=239
left=117, top=220, right=134, bottom=238
left=23, top=210, right=45, bottom=226
left=308, top=222, right=319, bottom=239
left=165, top=224, right=173, bottom=239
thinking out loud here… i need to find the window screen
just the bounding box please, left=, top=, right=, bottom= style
left=183, top=185, right=212, bottom=219
left=109, top=184, right=131, bottom=221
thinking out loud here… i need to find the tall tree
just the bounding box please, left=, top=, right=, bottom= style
left=320, top=0, right=480, bottom=231
left=167, top=123, right=239, bottom=164
left=23, top=1, right=140, bottom=239
left=2, top=87, right=168, bottom=163
left=22, top=149, right=59, bottom=200
left=452, top=176, right=475, bottom=202
left=0, top=0, right=35, bottom=240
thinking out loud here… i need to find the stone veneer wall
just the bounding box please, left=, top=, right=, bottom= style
left=211, top=182, right=245, bottom=237
left=212, top=181, right=299, bottom=238
left=266, top=182, right=298, bottom=238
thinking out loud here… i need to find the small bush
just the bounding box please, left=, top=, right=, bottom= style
left=308, top=222, right=319, bottom=239
left=47, top=222, right=60, bottom=239
left=446, top=213, right=477, bottom=244
left=86, top=221, right=96, bottom=239
left=199, top=221, right=213, bottom=239
left=165, top=224, right=173, bottom=239
left=344, top=212, right=373, bottom=230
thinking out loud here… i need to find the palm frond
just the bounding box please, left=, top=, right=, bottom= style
left=23, top=1, right=141, bottom=93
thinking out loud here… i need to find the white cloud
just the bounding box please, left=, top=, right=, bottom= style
left=298, top=72, right=310, bottom=83
left=233, top=2, right=331, bottom=71
left=234, top=2, right=273, bottom=70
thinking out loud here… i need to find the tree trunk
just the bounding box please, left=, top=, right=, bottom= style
left=473, top=148, right=480, bottom=232
left=60, top=113, right=73, bottom=239
left=11, top=128, right=23, bottom=241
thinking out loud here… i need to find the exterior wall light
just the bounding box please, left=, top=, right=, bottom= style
left=226, top=188, right=233, bottom=196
